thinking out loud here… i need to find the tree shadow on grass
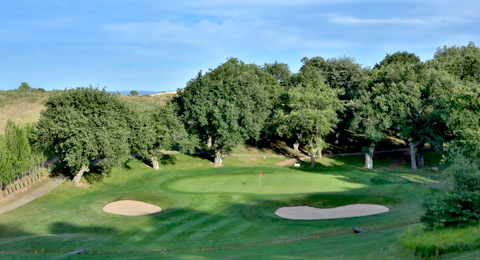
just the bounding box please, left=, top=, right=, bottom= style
left=185, top=151, right=214, bottom=163
left=270, top=151, right=432, bottom=190
left=159, top=154, right=177, bottom=166
left=50, top=222, right=117, bottom=235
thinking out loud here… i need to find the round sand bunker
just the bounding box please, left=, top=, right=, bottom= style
left=275, top=204, right=389, bottom=220
left=103, top=200, right=162, bottom=216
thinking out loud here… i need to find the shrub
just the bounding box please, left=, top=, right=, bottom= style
left=0, top=121, right=45, bottom=185
left=421, top=155, right=480, bottom=230
left=18, top=82, right=32, bottom=92
left=400, top=225, right=480, bottom=258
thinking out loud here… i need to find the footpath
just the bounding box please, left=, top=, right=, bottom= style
left=0, top=178, right=64, bottom=215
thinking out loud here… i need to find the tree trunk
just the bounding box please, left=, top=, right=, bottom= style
left=364, top=143, right=375, bottom=170
left=214, top=150, right=223, bottom=167
left=335, top=132, right=340, bottom=145
left=207, top=137, right=212, bottom=149
left=72, top=164, right=89, bottom=186
left=318, top=146, right=323, bottom=159
left=410, top=142, right=417, bottom=170
left=310, top=148, right=318, bottom=168
left=418, top=141, right=425, bottom=167
left=151, top=156, right=159, bottom=170
left=293, top=142, right=299, bottom=151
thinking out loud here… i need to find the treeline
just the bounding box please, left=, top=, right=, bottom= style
left=175, top=42, right=480, bottom=170
left=0, top=121, right=45, bottom=185
left=29, top=42, right=480, bottom=186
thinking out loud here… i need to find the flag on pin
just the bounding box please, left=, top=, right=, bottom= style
left=259, top=172, right=262, bottom=188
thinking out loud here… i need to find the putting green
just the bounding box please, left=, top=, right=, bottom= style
left=168, top=171, right=366, bottom=194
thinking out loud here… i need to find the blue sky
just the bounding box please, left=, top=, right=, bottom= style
left=1, top=0, right=479, bottom=92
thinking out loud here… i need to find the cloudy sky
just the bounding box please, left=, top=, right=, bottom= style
left=0, top=0, right=479, bottom=92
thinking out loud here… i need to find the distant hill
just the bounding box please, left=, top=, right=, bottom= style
left=151, top=90, right=177, bottom=96
left=0, top=91, right=50, bottom=133
left=117, top=90, right=176, bottom=96
left=0, top=89, right=177, bottom=133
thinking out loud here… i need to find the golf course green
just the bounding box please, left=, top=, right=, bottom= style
left=0, top=153, right=471, bottom=259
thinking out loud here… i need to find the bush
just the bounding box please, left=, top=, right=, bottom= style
left=421, top=155, right=480, bottom=230
left=0, top=121, right=45, bottom=185
left=400, top=225, right=480, bottom=258
left=18, top=82, right=32, bottom=92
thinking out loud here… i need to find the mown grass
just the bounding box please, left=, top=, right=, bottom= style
left=0, top=152, right=472, bottom=259
left=400, top=225, right=480, bottom=258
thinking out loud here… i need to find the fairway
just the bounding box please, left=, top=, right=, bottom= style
left=0, top=154, right=441, bottom=259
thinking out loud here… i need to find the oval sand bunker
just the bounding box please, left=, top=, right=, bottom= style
left=103, top=200, right=162, bottom=216
left=275, top=204, right=389, bottom=220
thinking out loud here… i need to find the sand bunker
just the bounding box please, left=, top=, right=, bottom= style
left=275, top=204, right=389, bottom=220
left=103, top=200, right=162, bottom=216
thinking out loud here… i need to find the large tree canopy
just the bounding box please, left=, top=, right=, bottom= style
left=355, top=52, right=449, bottom=170
left=430, top=42, right=480, bottom=83
left=300, top=56, right=365, bottom=147
left=353, top=52, right=432, bottom=169
left=175, top=58, right=272, bottom=166
left=126, top=102, right=194, bottom=170
left=301, top=56, right=364, bottom=101
left=32, top=87, right=132, bottom=184
left=278, top=64, right=343, bottom=168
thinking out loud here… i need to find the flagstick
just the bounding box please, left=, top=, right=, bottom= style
left=259, top=176, right=261, bottom=189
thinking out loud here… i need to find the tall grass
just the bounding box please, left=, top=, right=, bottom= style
left=400, top=225, right=480, bottom=257
left=0, top=91, right=50, bottom=133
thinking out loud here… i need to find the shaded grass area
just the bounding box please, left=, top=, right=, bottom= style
left=400, top=224, right=480, bottom=258
left=0, top=152, right=466, bottom=259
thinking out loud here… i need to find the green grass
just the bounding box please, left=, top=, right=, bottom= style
left=0, top=152, right=475, bottom=259
left=400, top=225, right=480, bottom=258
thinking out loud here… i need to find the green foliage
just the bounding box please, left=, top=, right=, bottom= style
left=301, top=56, right=365, bottom=101
left=0, top=121, right=44, bottom=185
left=430, top=42, right=480, bottom=83
left=353, top=52, right=452, bottom=162
left=129, top=90, right=138, bottom=96
left=437, top=79, right=480, bottom=161
left=31, top=87, right=131, bottom=176
left=400, top=225, right=480, bottom=258
left=175, top=58, right=272, bottom=161
left=129, top=101, right=197, bottom=157
left=17, top=82, right=32, bottom=92
left=375, top=51, right=421, bottom=67
left=421, top=155, right=480, bottom=230
left=277, top=64, right=343, bottom=153
left=260, top=62, right=291, bottom=141
left=152, top=103, right=197, bottom=153
left=263, top=61, right=291, bottom=86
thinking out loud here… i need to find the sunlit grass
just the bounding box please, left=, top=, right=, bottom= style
left=400, top=225, right=480, bottom=257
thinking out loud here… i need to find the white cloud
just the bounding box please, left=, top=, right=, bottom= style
left=103, top=17, right=348, bottom=52
left=327, top=14, right=468, bottom=26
